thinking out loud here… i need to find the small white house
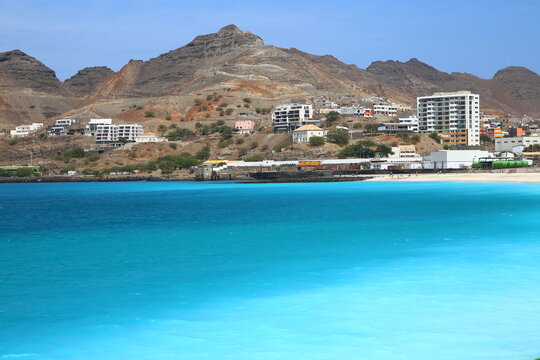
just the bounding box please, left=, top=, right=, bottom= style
left=292, top=125, right=326, bottom=143
left=134, top=132, right=167, bottom=143
left=390, top=145, right=417, bottom=158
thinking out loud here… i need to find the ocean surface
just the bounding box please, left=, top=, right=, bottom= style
left=1, top=181, right=539, bottom=360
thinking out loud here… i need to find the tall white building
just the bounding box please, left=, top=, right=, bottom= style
left=417, top=91, right=480, bottom=146
left=272, top=104, right=316, bottom=133
left=95, top=124, right=143, bottom=143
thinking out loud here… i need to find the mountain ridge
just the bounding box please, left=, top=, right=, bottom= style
left=1, top=24, right=539, bottom=128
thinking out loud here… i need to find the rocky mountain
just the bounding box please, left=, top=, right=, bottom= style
left=1, top=24, right=539, bottom=129
left=62, top=66, right=114, bottom=97
left=0, top=50, right=64, bottom=94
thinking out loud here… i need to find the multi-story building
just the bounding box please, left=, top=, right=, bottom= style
left=480, top=122, right=503, bottom=139
left=373, top=103, right=398, bottom=115
left=85, top=119, right=143, bottom=143
left=272, top=104, right=316, bottom=133
left=94, top=124, right=143, bottom=143
left=47, top=119, right=78, bottom=136
left=10, top=123, right=43, bottom=137
left=417, top=91, right=480, bottom=146
left=95, top=124, right=119, bottom=143
left=85, top=119, right=113, bottom=136
left=117, top=124, right=143, bottom=141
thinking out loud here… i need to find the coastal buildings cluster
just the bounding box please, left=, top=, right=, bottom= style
left=272, top=91, right=540, bottom=152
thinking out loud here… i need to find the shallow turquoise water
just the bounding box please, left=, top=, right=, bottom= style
left=1, top=181, right=539, bottom=360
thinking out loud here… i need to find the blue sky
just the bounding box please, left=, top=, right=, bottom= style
left=0, top=0, right=538, bottom=81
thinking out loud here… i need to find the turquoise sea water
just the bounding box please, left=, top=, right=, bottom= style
left=1, top=181, right=539, bottom=360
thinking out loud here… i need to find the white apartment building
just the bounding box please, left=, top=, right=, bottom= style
left=272, top=104, right=316, bottom=133
left=10, top=123, right=43, bottom=137
left=95, top=124, right=143, bottom=143
left=417, top=91, right=480, bottom=146
left=495, top=136, right=540, bottom=154
left=85, top=119, right=113, bottom=136
left=118, top=124, right=144, bottom=141
left=373, top=103, right=398, bottom=115
left=95, top=124, right=119, bottom=143
left=292, top=125, right=326, bottom=143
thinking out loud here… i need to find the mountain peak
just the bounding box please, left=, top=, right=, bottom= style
left=0, top=49, right=63, bottom=94
left=63, top=66, right=115, bottom=97
left=218, top=24, right=241, bottom=33
left=493, top=66, right=539, bottom=80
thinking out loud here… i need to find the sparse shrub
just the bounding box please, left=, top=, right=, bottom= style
left=309, top=136, right=325, bottom=147
left=167, top=128, right=195, bottom=141
left=244, top=154, right=265, bottom=162
left=62, top=147, right=85, bottom=160
left=326, top=129, right=349, bottom=146
left=169, top=143, right=177, bottom=150
left=144, top=111, right=155, bottom=118
left=196, top=145, right=211, bottom=160
left=238, top=148, right=247, bottom=157
left=243, top=98, right=251, bottom=103
left=325, top=111, right=340, bottom=123
left=165, top=114, right=172, bottom=121
left=218, top=139, right=233, bottom=148
left=194, top=99, right=202, bottom=106
left=225, top=108, right=233, bottom=115
left=250, top=141, right=258, bottom=150
left=135, top=105, right=144, bottom=110
left=429, top=132, right=441, bottom=143
left=236, top=138, right=245, bottom=145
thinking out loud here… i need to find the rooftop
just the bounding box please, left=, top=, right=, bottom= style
left=294, top=125, right=323, bottom=132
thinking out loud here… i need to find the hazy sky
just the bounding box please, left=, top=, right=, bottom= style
left=1, top=0, right=538, bottom=81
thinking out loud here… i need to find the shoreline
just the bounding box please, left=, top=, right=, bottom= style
left=1, top=171, right=540, bottom=185
left=364, top=172, right=540, bottom=184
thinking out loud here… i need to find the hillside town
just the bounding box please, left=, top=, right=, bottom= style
left=1, top=89, right=539, bottom=181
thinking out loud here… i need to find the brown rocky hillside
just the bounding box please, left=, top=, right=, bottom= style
left=1, top=25, right=540, bottom=130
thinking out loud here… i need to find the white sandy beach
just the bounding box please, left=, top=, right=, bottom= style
left=365, top=171, right=540, bottom=184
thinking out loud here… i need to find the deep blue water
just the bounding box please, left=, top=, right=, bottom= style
left=1, top=181, right=539, bottom=360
